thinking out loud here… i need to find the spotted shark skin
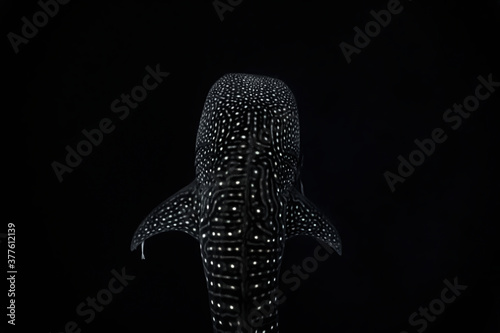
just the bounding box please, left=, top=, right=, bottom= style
left=130, top=73, right=342, bottom=332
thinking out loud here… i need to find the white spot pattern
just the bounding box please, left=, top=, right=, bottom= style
left=130, top=73, right=341, bottom=333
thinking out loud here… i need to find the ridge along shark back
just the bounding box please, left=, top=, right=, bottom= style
left=131, top=73, right=342, bottom=333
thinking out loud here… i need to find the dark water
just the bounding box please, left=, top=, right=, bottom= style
left=4, top=0, right=499, bottom=332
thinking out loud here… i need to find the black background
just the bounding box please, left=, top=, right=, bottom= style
left=3, top=0, right=499, bottom=332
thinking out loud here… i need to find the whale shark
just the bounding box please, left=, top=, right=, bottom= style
left=130, top=73, right=342, bottom=332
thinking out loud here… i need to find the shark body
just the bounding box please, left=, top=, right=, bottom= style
left=131, top=73, right=341, bottom=332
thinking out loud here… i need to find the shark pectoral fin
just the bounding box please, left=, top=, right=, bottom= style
left=285, top=188, right=342, bottom=255
left=130, top=181, right=200, bottom=257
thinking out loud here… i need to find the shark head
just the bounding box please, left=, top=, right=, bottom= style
left=131, top=73, right=341, bottom=332
left=194, top=73, right=300, bottom=188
